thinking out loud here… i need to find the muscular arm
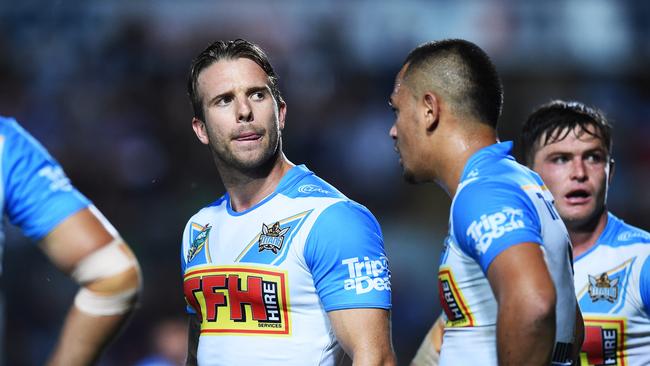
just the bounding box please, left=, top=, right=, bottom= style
left=329, top=308, right=396, bottom=366
left=39, top=207, right=141, bottom=366
left=487, top=243, right=556, bottom=366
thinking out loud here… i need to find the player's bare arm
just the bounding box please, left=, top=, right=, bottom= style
left=487, top=242, right=556, bottom=366
left=329, top=308, right=396, bottom=366
left=411, top=314, right=444, bottom=366
left=39, top=207, right=141, bottom=366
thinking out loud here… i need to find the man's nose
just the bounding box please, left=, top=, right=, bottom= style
left=570, top=159, right=587, bottom=182
left=237, top=98, right=253, bottom=123
left=389, top=124, right=397, bottom=139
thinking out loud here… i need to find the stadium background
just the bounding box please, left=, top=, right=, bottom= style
left=1, top=1, right=649, bottom=364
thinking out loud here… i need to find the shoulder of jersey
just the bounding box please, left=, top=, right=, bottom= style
left=608, top=215, right=650, bottom=246
left=462, top=159, right=534, bottom=191
left=0, top=116, right=22, bottom=136
left=281, top=173, right=346, bottom=200
left=188, top=195, right=227, bottom=221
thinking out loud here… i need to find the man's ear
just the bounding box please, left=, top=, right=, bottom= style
left=608, top=158, right=615, bottom=184
left=277, top=100, right=287, bottom=130
left=191, top=117, right=209, bottom=145
left=423, top=93, right=440, bottom=132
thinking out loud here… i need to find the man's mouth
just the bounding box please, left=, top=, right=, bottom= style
left=564, top=189, right=591, bottom=204
left=234, top=132, right=262, bottom=141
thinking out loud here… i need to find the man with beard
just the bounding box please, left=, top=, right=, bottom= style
left=181, top=39, right=395, bottom=366
left=521, top=100, right=650, bottom=365
left=388, top=39, right=581, bottom=365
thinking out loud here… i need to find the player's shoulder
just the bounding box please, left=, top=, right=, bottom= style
left=456, top=163, right=534, bottom=207
left=279, top=168, right=380, bottom=232
left=602, top=213, right=650, bottom=247
left=185, top=195, right=227, bottom=225
left=0, top=116, right=27, bottom=138
left=281, top=165, right=346, bottom=201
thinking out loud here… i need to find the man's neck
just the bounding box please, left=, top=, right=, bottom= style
left=218, top=154, right=294, bottom=212
left=440, top=127, right=498, bottom=198
left=569, top=211, right=609, bottom=258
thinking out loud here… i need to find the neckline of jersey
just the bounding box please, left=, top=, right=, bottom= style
left=224, top=164, right=312, bottom=216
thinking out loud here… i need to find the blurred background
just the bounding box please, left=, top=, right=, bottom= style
left=1, top=0, right=649, bottom=364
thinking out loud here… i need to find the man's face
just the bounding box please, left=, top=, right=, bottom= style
left=389, top=67, right=424, bottom=183
left=192, top=58, right=286, bottom=171
left=531, top=125, right=611, bottom=229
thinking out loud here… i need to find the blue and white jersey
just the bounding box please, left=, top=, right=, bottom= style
left=180, top=165, right=391, bottom=366
left=438, top=142, right=576, bottom=366
left=0, top=116, right=89, bottom=267
left=574, top=213, right=650, bottom=366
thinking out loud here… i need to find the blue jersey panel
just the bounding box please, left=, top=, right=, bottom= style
left=304, top=201, right=391, bottom=311
left=453, top=180, right=543, bottom=273
left=1, top=117, right=89, bottom=240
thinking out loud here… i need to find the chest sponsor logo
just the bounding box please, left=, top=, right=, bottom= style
left=342, top=256, right=391, bottom=295
left=589, top=273, right=619, bottom=303
left=183, top=266, right=290, bottom=336
left=438, top=267, right=474, bottom=327
left=466, top=207, right=525, bottom=254
left=187, top=223, right=211, bottom=263
left=258, top=222, right=290, bottom=254
left=580, top=317, right=626, bottom=366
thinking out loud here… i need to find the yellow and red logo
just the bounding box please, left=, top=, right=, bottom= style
left=580, top=317, right=627, bottom=366
left=184, top=266, right=291, bottom=336
left=438, top=267, right=474, bottom=327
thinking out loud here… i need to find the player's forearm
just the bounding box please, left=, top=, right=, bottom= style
left=46, top=307, right=130, bottom=366
left=48, top=264, right=141, bottom=366
left=496, top=298, right=556, bottom=366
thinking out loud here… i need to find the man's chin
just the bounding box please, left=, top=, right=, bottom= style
left=560, top=206, right=605, bottom=231
left=402, top=169, right=421, bottom=185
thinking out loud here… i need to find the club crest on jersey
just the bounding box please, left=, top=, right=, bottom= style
left=588, top=272, right=619, bottom=303
left=188, top=223, right=211, bottom=263
left=258, top=222, right=290, bottom=254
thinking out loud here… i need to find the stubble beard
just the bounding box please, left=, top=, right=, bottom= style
left=561, top=202, right=606, bottom=234
left=212, top=129, right=282, bottom=178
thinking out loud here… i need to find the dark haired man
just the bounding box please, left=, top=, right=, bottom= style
left=521, top=100, right=650, bottom=366
left=181, top=39, right=395, bottom=366
left=389, top=39, right=580, bottom=366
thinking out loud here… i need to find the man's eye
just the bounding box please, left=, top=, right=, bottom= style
left=251, top=92, right=265, bottom=101
left=551, top=156, right=568, bottom=164
left=586, top=154, right=604, bottom=163
left=216, top=96, right=233, bottom=106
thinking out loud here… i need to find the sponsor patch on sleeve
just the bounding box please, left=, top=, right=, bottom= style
left=466, top=207, right=526, bottom=254
left=341, top=255, right=391, bottom=295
